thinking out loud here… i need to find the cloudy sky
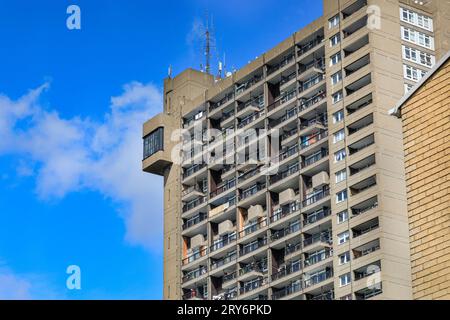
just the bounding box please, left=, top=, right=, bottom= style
left=0, top=0, right=322, bottom=299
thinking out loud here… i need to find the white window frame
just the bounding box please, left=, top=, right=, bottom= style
left=335, top=170, right=347, bottom=183
left=336, top=190, right=348, bottom=204
left=332, top=91, right=343, bottom=104
left=339, top=252, right=350, bottom=265
left=334, top=149, right=346, bottom=163
left=400, top=7, right=433, bottom=32
left=331, top=71, right=342, bottom=85
left=333, top=110, right=344, bottom=124
left=337, top=231, right=350, bottom=245
left=329, top=15, right=340, bottom=29
left=402, top=45, right=435, bottom=68
left=403, top=64, right=427, bottom=82
left=330, top=52, right=342, bottom=66
left=339, top=273, right=351, bottom=287
left=401, top=26, right=435, bottom=50
left=333, top=129, right=345, bottom=143
left=330, top=33, right=341, bottom=47
left=337, top=210, right=349, bottom=224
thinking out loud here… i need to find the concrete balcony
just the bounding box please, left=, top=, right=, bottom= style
left=272, top=281, right=303, bottom=300
left=271, top=262, right=302, bottom=287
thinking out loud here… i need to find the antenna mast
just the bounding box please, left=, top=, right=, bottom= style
left=204, top=12, right=211, bottom=75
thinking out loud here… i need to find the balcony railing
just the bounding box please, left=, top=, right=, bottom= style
left=352, top=201, right=378, bottom=217
left=240, top=238, right=268, bottom=256
left=183, top=164, right=207, bottom=179
left=270, top=221, right=301, bottom=242
left=236, top=74, right=263, bottom=95
left=237, top=110, right=265, bottom=129
left=309, top=290, right=334, bottom=300
left=267, top=54, right=295, bottom=75
left=304, top=209, right=331, bottom=226
left=182, top=185, right=205, bottom=198
left=299, top=58, right=325, bottom=74
left=271, top=262, right=302, bottom=282
left=300, top=116, right=327, bottom=130
left=304, top=269, right=333, bottom=288
left=285, top=242, right=302, bottom=256
left=302, top=187, right=330, bottom=207
left=222, top=271, right=237, bottom=284
left=302, top=149, right=329, bottom=168
left=239, top=277, right=267, bottom=295
left=182, top=213, right=208, bottom=230
left=303, top=232, right=332, bottom=248
left=183, top=289, right=207, bottom=300
left=210, top=234, right=238, bottom=253
left=300, top=91, right=326, bottom=111
left=239, top=219, right=268, bottom=238
left=182, top=247, right=208, bottom=266
left=272, top=282, right=302, bottom=300
left=281, top=128, right=298, bottom=142
left=183, top=197, right=207, bottom=213
left=297, top=36, right=324, bottom=56
left=270, top=163, right=299, bottom=185
left=211, top=252, right=237, bottom=270
left=304, top=249, right=332, bottom=267
left=267, top=89, right=297, bottom=113
left=240, top=183, right=266, bottom=201
left=300, top=74, right=325, bottom=92
left=210, top=179, right=236, bottom=198
left=238, top=167, right=260, bottom=184
left=210, top=92, right=234, bottom=112
left=300, top=131, right=328, bottom=150
left=182, top=266, right=207, bottom=283
left=270, top=201, right=301, bottom=223
left=269, top=107, right=298, bottom=129
left=280, top=71, right=297, bottom=86
left=237, top=96, right=264, bottom=113
left=238, top=260, right=267, bottom=277
left=276, top=144, right=299, bottom=162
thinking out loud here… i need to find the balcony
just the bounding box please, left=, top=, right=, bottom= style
left=353, top=239, right=380, bottom=260
left=222, top=272, right=237, bottom=288
left=236, top=74, right=263, bottom=96
left=210, top=91, right=234, bottom=112
left=343, top=16, right=368, bottom=40
left=355, top=285, right=383, bottom=300
left=298, top=58, right=325, bottom=81
left=210, top=178, right=236, bottom=199
left=348, top=134, right=374, bottom=156
left=210, top=234, right=238, bottom=253
left=351, top=196, right=378, bottom=218
left=271, top=261, right=302, bottom=282
left=300, top=91, right=326, bottom=112
left=350, top=175, right=376, bottom=196
left=297, top=35, right=324, bottom=57
left=239, top=277, right=267, bottom=295
left=182, top=288, right=208, bottom=300
left=281, top=128, right=298, bottom=143
left=345, top=54, right=370, bottom=77
left=270, top=201, right=301, bottom=224
left=238, top=260, right=267, bottom=280
left=300, top=131, right=328, bottom=150
left=302, top=187, right=330, bottom=208
left=284, top=242, right=302, bottom=259
left=240, top=238, right=268, bottom=257
left=267, top=53, right=295, bottom=76
left=182, top=196, right=207, bottom=214
left=237, top=110, right=265, bottom=129
left=344, top=34, right=369, bottom=58
left=349, top=154, right=376, bottom=176
left=352, top=217, right=379, bottom=238
left=272, top=281, right=302, bottom=300
left=236, top=96, right=264, bottom=117
left=345, top=74, right=371, bottom=97
left=304, top=248, right=332, bottom=268
left=183, top=164, right=207, bottom=180
left=348, top=113, right=373, bottom=136
left=299, top=74, right=325, bottom=93
left=239, top=219, right=268, bottom=239
left=342, top=0, right=367, bottom=19
left=270, top=221, right=301, bottom=242
left=182, top=213, right=207, bottom=230
left=267, top=88, right=297, bottom=113
left=182, top=185, right=205, bottom=201
left=303, top=231, right=332, bottom=249
left=240, top=183, right=266, bottom=201
left=269, top=106, right=298, bottom=129
left=270, top=163, right=299, bottom=185
left=303, top=269, right=333, bottom=289
left=211, top=251, right=237, bottom=270
left=182, top=247, right=208, bottom=266
left=302, top=149, right=329, bottom=169
left=303, top=208, right=331, bottom=226
left=347, top=92, right=372, bottom=115
left=182, top=266, right=207, bottom=284
left=238, top=167, right=261, bottom=185
left=307, top=290, right=334, bottom=300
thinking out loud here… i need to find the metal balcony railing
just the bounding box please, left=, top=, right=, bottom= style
left=237, top=110, right=265, bottom=129
left=210, top=179, right=236, bottom=198
left=300, top=91, right=326, bottom=111
left=238, top=260, right=267, bottom=277
left=182, top=266, right=207, bottom=283
left=304, top=249, right=333, bottom=267
left=239, top=219, right=268, bottom=238
left=270, top=201, right=301, bottom=223
left=240, top=183, right=266, bottom=201
left=297, top=36, right=324, bottom=56
left=302, top=187, right=330, bottom=207
left=300, top=74, right=325, bottom=92
left=183, top=164, right=207, bottom=179
left=210, top=234, right=238, bottom=253
left=182, top=247, right=208, bottom=266
left=267, top=89, right=297, bottom=113
left=267, top=54, right=295, bottom=75
left=304, top=269, right=333, bottom=288
left=270, top=222, right=301, bottom=242
left=240, top=238, right=268, bottom=256
left=211, top=252, right=237, bottom=270
left=303, top=232, right=332, bottom=248
left=302, top=149, right=329, bottom=168
left=271, top=262, right=302, bottom=282
left=182, top=196, right=207, bottom=213
left=239, top=278, right=267, bottom=295
left=300, top=131, right=328, bottom=150
left=210, top=92, right=234, bottom=112
left=303, top=209, right=331, bottom=226
left=272, top=282, right=302, bottom=300
left=182, top=213, right=208, bottom=230
left=270, top=163, right=299, bottom=185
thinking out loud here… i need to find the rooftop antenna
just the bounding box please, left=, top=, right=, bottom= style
left=204, top=11, right=212, bottom=75
left=168, top=65, right=172, bottom=78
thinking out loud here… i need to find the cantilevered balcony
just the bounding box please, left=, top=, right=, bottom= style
left=267, top=88, right=297, bottom=114
left=269, top=106, right=299, bottom=129
left=298, top=58, right=325, bottom=81
left=210, top=233, right=238, bottom=253
left=210, top=178, right=236, bottom=200
left=303, top=268, right=333, bottom=289
left=239, top=219, right=268, bottom=239
left=300, top=130, right=328, bottom=151
left=235, top=73, right=263, bottom=97
left=303, top=208, right=331, bottom=227
left=271, top=261, right=302, bottom=282
left=183, top=164, right=207, bottom=181
left=239, top=183, right=266, bottom=202
left=303, top=230, right=332, bottom=250
left=211, top=250, right=237, bottom=271
left=299, top=91, right=326, bottom=113
left=272, top=281, right=302, bottom=300
left=269, top=162, right=299, bottom=185
left=182, top=247, right=208, bottom=266
left=182, top=212, right=207, bottom=231
left=270, top=220, right=301, bottom=243
left=237, top=110, right=265, bottom=129
left=182, top=266, right=207, bottom=284
left=239, top=238, right=268, bottom=257
left=304, top=248, right=332, bottom=268
left=239, top=277, right=268, bottom=296
left=297, top=35, right=324, bottom=57
left=270, top=200, right=301, bottom=224
left=299, top=74, right=325, bottom=94
left=209, top=91, right=234, bottom=113
left=238, top=259, right=267, bottom=281
left=301, top=149, right=329, bottom=170
left=267, top=53, right=295, bottom=76
left=302, top=186, right=330, bottom=208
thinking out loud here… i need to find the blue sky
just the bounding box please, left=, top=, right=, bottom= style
left=0, top=0, right=322, bottom=299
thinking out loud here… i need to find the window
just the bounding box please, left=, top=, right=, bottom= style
left=336, top=190, right=348, bottom=203
left=329, top=15, right=340, bottom=29
left=400, top=8, right=433, bottom=32
left=339, top=273, right=351, bottom=287
left=331, top=71, right=342, bottom=85
left=339, top=252, right=350, bottom=265
left=404, top=83, right=413, bottom=94
left=337, top=231, right=350, bottom=245
left=402, top=46, right=435, bottom=68
left=330, top=33, right=341, bottom=47
left=334, top=149, right=346, bottom=162
left=333, top=110, right=344, bottom=124
left=403, top=64, right=427, bottom=82
left=333, top=129, right=345, bottom=143
left=337, top=210, right=349, bottom=224
left=143, top=127, right=164, bottom=159
left=401, top=26, right=434, bottom=50
left=335, top=170, right=347, bottom=183
left=332, top=91, right=343, bottom=104
left=330, top=52, right=342, bottom=66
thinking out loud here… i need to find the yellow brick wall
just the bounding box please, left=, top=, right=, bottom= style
left=400, top=59, right=450, bottom=300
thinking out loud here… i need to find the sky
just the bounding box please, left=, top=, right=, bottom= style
left=0, top=0, right=322, bottom=299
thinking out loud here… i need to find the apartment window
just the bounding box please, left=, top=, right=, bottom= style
left=400, top=8, right=433, bottom=32
left=335, top=170, right=347, bottom=183
left=331, top=71, right=342, bottom=85
left=339, top=273, right=351, bottom=287
left=337, top=210, right=349, bottom=224
left=403, top=64, right=427, bottom=82
left=329, top=14, right=340, bottom=29
left=333, top=110, right=344, bottom=124
left=401, top=26, right=434, bottom=50
left=332, top=91, right=343, bottom=104
left=402, top=45, right=435, bottom=68
left=404, top=83, right=414, bottom=94
left=330, top=33, right=341, bottom=47
left=143, top=127, right=164, bottom=159
left=330, top=52, right=342, bottom=66
left=337, top=231, right=350, bottom=245
left=333, top=129, right=345, bottom=143
left=339, top=252, right=350, bottom=265
left=334, top=149, right=346, bottom=163
left=336, top=190, right=348, bottom=203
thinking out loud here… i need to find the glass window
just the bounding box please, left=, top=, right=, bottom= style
left=333, top=129, right=345, bottom=143
left=333, top=110, right=344, bottom=124
left=330, top=33, right=341, bottom=47
left=334, top=149, right=346, bottom=162
left=143, top=127, right=164, bottom=159
left=338, top=231, right=350, bottom=244
left=330, top=52, right=342, bottom=66
left=329, top=15, right=340, bottom=29
left=336, top=190, right=348, bottom=203
left=339, top=273, right=351, bottom=287
left=339, top=252, right=351, bottom=265
left=335, top=170, right=347, bottom=183
left=337, top=210, right=349, bottom=224
left=331, top=71, right=342, bottom=85
left=332, top=91, right=343, bottom=104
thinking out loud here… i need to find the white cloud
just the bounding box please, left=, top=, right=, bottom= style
left=0, top=82, right=164, bottom=251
